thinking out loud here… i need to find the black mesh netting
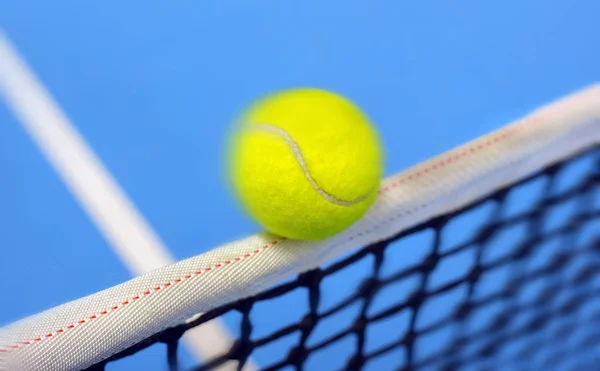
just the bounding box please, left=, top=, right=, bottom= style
left=88, top=146, right=599, bottom=371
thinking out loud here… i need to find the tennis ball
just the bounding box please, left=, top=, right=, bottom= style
left=229, top=88, right=383, bottom=240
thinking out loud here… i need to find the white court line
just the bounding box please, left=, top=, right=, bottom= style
left=0, top=30, right=253, bottom=371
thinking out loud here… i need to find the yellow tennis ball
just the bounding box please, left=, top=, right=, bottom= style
left=229, top=88, right=383, bottom=240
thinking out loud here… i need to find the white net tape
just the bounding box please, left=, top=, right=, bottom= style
left=1, top=85, right=599, bottom=371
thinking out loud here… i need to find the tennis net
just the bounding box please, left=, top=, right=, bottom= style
left=1, top=85, right=599, bottom=371
left=87, top=145, right=599, bottom=371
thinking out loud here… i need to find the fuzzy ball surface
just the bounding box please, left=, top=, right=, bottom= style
left=229, top=88, right=383, bottom=240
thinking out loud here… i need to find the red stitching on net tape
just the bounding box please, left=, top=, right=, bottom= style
left=5, top=238, right=286, bottom=353
left=381, top=127, right=520, bottom=192
left=5, top=122, right=525, bottom=353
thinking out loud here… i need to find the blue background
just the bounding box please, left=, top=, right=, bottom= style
left=1, top=1, right=599, bottom=370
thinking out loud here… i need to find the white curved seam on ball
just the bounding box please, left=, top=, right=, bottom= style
left=251, top=123, right=373, bottom=207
